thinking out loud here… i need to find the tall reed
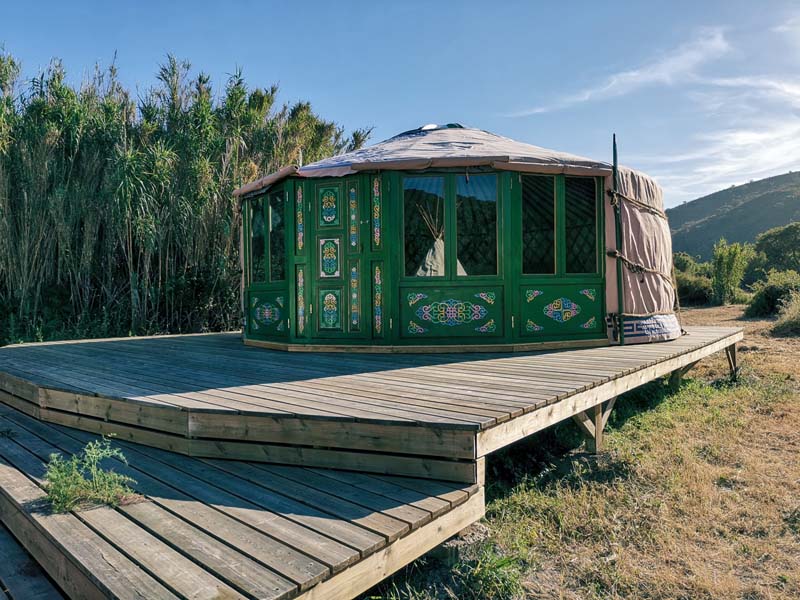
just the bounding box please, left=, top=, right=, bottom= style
left=0, top=51, right=370, bottom=344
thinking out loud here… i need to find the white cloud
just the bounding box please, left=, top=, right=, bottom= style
left=506, top=27, right=730, bottom=116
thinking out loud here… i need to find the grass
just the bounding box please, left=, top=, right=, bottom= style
left=360, top=312, right=800, bottom=599
left=772, top=291, right=800, bottom=336
left=44, top=437, right=140, bottom=513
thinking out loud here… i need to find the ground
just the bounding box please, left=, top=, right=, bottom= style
left=360, top=306, right=800, bottom=600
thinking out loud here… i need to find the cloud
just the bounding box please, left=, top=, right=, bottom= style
left=506, top=27, right=730, bottom=116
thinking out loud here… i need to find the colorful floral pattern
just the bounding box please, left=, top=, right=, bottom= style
left=526, top=320, right=544, bottom=332
left=474, top=292, right=496, bottom=305
left=407, top=292, right=428, bottom=306
left=525, top=289, right=544, bottom=303
left=350, top=264, right=359, bottom=330
left=372, top=177, right=381, bottom=248
left=374, top=264, right=383, bottom=335
left=580, top=316, right=597, bottom=329
left=543, top=297, right=581, bottom=323
left=320, top=188, right=338, bottom=225
left=579, top=288, right=596, bottom=302
left=295, top=186, right=304, bottom=251
left=349, top=187, right=358, bottom=248
left=252, top=296, right=284, bottom=331
left=296, top=268, right=305, bottom=335
left=320, top=290, right=340, bottom=329
left=319, top=238, right=340, bottom=278
left=416, top=299, right=488, bottom=326
left=407, top=320, right=427, bottom=334
left=475, top=319, right=496, bottom=333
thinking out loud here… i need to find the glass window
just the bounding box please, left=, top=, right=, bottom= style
left=250, top=197, right=266, bottom=282
left=565, top=177, right=598, bottom=273
left=268, top=189, right=286, bottom=281
left=403, top=177, right=445, bottom=277
left=521, top=175, right=555, bottom=274
left=456, top=174, right=497, bottom=276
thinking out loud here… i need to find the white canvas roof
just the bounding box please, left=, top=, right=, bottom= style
left=234, top=123, right=614, bottom=197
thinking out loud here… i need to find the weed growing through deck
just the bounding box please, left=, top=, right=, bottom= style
left=44, top=437, right=138, bottom=512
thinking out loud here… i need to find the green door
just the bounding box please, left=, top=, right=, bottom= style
left=308, top=178, right=366, bottom=339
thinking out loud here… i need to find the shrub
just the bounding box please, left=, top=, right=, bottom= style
left=745, top=269, right=800, bottom=317
left=711, top=239, right=754, bottom=305
left=772, top=291, right=800, bottom=336
left=676, top=271, right=713, bottom=305
left=44, top=437, right=138, bottom=512
left=754, top=222, right=800, bottom=273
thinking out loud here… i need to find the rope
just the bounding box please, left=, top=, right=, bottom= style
left=607, top=190, right=667, bottom=220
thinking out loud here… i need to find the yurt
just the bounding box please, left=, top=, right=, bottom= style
left=233, top=123, right=681, bottom=351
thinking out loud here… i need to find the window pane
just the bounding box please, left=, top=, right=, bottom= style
left=521, top=175, right=555, bottom=274
left=268, top=190, right=286, bottom=281
left=456, top=174, right=497, bottom=276
left=250, top=197, right=266, bottom=282
left=565, top=177, right=597, bottom=273
left=403, top=177, right=445, bottom=277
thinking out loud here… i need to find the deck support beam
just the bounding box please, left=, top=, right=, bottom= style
left=725, top=343, right=739, bottom=381
left=572, top=397, right=617, bottom=453
left=668, top=360, right=699, bottom=390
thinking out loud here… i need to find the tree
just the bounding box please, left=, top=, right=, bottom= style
left=711, top=239, right=755, bottom=305
left=754, top=222, right=800, bottom=273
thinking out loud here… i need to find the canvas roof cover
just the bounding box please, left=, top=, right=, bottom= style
left=233, top=123, right=613, bottom=197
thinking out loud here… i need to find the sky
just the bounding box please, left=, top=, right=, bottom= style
left=2, top=0, right=800, bottom=207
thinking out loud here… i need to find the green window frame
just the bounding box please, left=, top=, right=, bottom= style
left=401, top=172, right=500, bottom=281
left=247, top=185, right=287, bottom=285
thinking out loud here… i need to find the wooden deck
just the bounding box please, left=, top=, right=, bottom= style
left=0, top=326, right=743, bottom=483
left=0, top=403, right=482, bottom=600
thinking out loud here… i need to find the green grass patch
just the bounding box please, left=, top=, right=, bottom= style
left=44, top=437, right=139, bottom=512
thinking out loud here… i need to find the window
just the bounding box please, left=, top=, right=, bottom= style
left=521, top=175, right=555, bottom=274
left=403, top=176, right=445, bottom=277
left=268, top=189, right=286, bottom=281
left=250, top=197, right=266, bottom=283
left=565, top=177, right=597, bottom=273
left=456, top=174, right=497, bottom=276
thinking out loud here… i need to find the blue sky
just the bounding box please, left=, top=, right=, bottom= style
left=3, top=0, right=800, bottom=206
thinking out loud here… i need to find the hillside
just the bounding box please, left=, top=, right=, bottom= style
left=666, top=171, right=800, bottom=259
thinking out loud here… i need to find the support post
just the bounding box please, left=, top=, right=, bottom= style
left=572, top=397, right=617, bottom=454
left=668, top=360, right=699, bottom=391
left=725, top=344, right=738, bottom=381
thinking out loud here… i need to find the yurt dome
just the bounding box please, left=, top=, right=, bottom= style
left=234, top=124, right=681, bottom=352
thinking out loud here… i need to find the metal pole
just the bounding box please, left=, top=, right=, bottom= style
left=613, top=134, right=625, bottom=345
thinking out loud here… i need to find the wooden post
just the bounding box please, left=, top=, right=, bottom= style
left=725, top=344, right=738, bottom=381
left=572, top=397, right=617, bottom=454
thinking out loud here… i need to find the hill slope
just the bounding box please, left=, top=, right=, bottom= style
left=666, top=172, right=800, bottom=259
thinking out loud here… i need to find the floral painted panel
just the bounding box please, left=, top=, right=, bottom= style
left=248, top=293, right=288, bottom=337
left=319, top=289, right=341, bottom=330
left=296, top=267, right=306, bottom=336
left=319, top=238, right=341, bottom=278
left=373, top=263, right=384, bottom=336
left=372, top=177, right=382, bottom=250
left=295, top=186, right=304, bottom=252
left=349, top=261, right=360, bottom=331
left=319, top=186, right=340, bottom=227
left=519, top=284, right=603, bottom=337
left=400, top=287, right=502, bottom=338
left=348, top=186, right=359, bottom=250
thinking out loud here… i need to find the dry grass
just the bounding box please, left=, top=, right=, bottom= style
left=364, top=306, right=800, bottom=600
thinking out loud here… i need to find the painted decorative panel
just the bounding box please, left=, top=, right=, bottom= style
left=318, top=186, right=340, bottom=227
left=371, top=177, right=382, bottom=250
left=248, top=291, right=288, bottom=338
left=319, top=289, right=342, bottom=330
left=295, top=186, right=304, bottom=252
left=349, top=260, right=360, bottom=332
left=519, top=284, right=603, bottom=337
left=296, top=267, right=306, bottom=336
left=373, top=263, right=384, bottom=337
left=319, top=238, right=341, bottom=278
left=348, top=185, right=359, bottom=250
left=400, top=286, right=503, bottom=338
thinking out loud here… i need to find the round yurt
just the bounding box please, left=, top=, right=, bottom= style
left=233, top=123, right=681, bottom=351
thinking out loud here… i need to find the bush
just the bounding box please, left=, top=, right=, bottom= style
left=673, top=252, right=712, bottom=278
left=44, top=437, right=138, bottom=512
left=745, top=269, right=800, bottom=317
left=711, top=239, right=754, bottom=305
left=754, top=222, right=800, bottom=273
left=676, top=271, right=713, bottom=305
left=772, top=291, right=800, bottom=336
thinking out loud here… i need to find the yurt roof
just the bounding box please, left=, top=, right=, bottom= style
left=233, top=123, right=615, bottom=198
